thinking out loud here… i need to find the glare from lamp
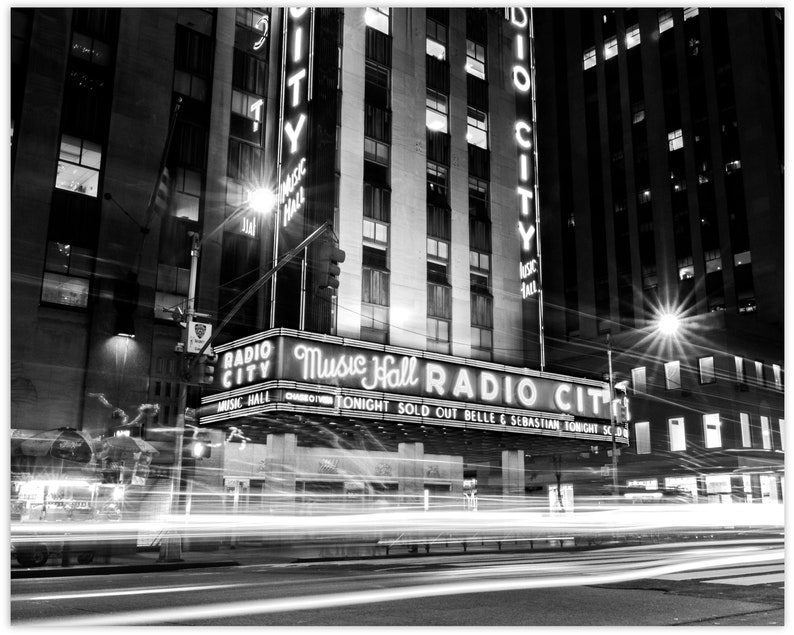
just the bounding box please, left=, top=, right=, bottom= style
left=657, top=312, right=680, bottom=337
left=247, top=188, right=276, bottom=215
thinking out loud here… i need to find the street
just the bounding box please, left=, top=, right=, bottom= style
left=11, top=538, right=784, bottom=626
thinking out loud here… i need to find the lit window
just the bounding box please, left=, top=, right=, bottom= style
left=42, top=242, right=92, bottom=308
left=635, top=421, right=651, bottom=454
left=755, top=360, right=765, bottom=386
left=604, top=36, right=618, bottom=60
left=733, top=250, right=751, bottom=267
left=638, top=189, right=651, bottom=204
left=664, top=361, right=681, bottom=390
left=363, top=218, right=389, bottom=245
left=426, top=89, right=448, bottom=133
left=740, top=413, right=752, bottom=447
left=56, top=135, right=101, bottom=197
left=668, top=129, right=684, bottom=151
left=466, top=40, right=486, bottom=80
left=683, top=8, right=699, bottom=21
left=232, top=89, right=264, bottom=127
left=734, top=356, right=746, bottom=383
left=583, top=47, right=596, bottom=70
left=705, top=249, right=722, bottom=273
left=467, top=107, right=488, bottom=149
left=427, top=237, right=449, bottom=262
left=658, top=10, right=674, bottom=34
left=678, top=256, right=694, bottom=280
left=426, top=19, right=447, bottom=61
left=725, top=159, right=742, bottom=174
left=698, top=356, right=716, bottom=384
left=364, top=137, right=390, bottom=165
left=668, top=417, right=686, bottom=451
left=772, top=364, right=783, bottom=390
left=625, top=25, right=640, bottom=49
left=703, top=413, right=722, bottom=448
left=631, top=101, right=645, bottom=124
left=632, top=367, right=647, bottom=393
left=71, top=31, right=110, bottom=66
left=761, top=416, right=772, bottom=450
left=365, top=7, right=390, bottom=35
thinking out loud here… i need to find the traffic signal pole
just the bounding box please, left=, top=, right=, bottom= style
left=162, top=221, right=334, bottom=561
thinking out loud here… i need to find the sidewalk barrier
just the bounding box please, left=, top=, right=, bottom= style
left=158, top=532, right=184, bottom=562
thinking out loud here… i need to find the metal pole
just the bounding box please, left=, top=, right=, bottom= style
left=607, top=334, right=618, bottom=494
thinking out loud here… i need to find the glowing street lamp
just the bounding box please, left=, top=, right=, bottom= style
left=657, top=312, right=681, bottom=337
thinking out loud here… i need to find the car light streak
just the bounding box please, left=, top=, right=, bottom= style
left=19, top=548, right=783, bottom=627
left=11, top=582, right=255, bottom=603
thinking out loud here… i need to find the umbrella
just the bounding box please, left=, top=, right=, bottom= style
left=19, top=427, right=95, bottom=464
left=96, top=435, right=159, bottom=455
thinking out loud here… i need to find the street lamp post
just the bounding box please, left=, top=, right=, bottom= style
left=607, top=333, right=618, bottom=494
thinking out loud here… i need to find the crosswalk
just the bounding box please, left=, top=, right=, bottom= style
left=651, top=562, right=784, bottom=587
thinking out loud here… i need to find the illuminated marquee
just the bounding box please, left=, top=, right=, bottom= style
left=508, top=8, right=540, bottom=301
left=278, top=7, right=311, bottom=229
left=200, top=331, right=628, bottom=445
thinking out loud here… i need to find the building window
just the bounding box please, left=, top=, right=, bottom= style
left=734, top=356, right=746, bottom=383
left=469, top=177, right=489, bottom=218
left=603, top=36, right=618, bottom=60
left=631, top=101, right=645, bottom=125
left=466, top=107, right=488, bottom=150
left=471, top=293, right=493, bottom=351
left=426, top=162, right=448, bottom=205
left=365, top=60, right=391, bottom=109
left=426, top=18, right=447, bottom=60
left=625, top=24, right=640, bottom=49
left=638, top=188, right=651, bottom=204
left=705, top=249, right=722, bottom=273
left=227, top=139, right=264, bottom=182
left=364, top=182, right=390, bottom=222
left=698, top=356, right=716, bottom=384
left=466, top=39, right=486, bottom=79
left=71, top=31, right=111, bottom=66
left=583, top=47, right=596, bottom=70
left=428, top=283, right=451, bottom=318
left=231, top=89, right=264, bottom=129
left=426, top=89, right=448, bottom=133
left=664, top=360, right=681, bottom=390
left=683, top=8, right=699, bottom=21
left=56, top=135, right=101, bottom=197
left=635, top=421, right=651, bottom=454
left=668, top=129, right=684, bottom=151
left=363, top=218, right=388, bottom=246
left=772, top=364, right=783, bottom=390
left=760, top=416, right=772, bottom=450
left=41, top=242, right=92, bottom=308
left=631, top=367, right=646, bottom=393
left=678, top=255, right=694, bottom=280
left=703, top=413, right=722, bottom=448
left=172, top=168, right=201, bottom=222
left=365, top=7, right=390, bottom=35
left=668, top=417, right=686, bottom=451
left=754, top=360, right=765, bottom=386
left=364, top=137, right=390, bottom=165
left=469, top=250, right=490, bottom=291
left=740, top=413, right=752, bottom=448
left=427, top=237, right=449, bottom=263
left=658, top=10, right=674, bottom=34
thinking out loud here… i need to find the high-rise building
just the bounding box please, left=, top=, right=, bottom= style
left=534, top=7, right=784, bottom=503
left=10, top=7, right=783, bottom=515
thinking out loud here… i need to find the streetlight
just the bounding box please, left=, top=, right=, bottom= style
left=657, top=311, right=681, bottom=338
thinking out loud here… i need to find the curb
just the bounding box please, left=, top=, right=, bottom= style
left=11, top=559, right=241, bottom=579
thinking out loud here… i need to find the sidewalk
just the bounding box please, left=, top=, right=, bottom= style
left=11, top=536, right=583, bottom=579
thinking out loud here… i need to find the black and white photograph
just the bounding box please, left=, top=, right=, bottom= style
left=8, top=4, right=786, bottom=627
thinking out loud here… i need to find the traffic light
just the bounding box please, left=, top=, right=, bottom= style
left=317, top=240, right=346, bottom=290
left=619, top=396, right=630, bottom=423
left=190, top=431, right=212, bottom=459
left=201, top=352, right=217, bottom=385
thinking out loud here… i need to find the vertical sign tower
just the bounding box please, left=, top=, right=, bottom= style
left=509, top=8, right=545, bottom=369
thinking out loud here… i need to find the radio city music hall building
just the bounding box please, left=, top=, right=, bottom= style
left=12, top=7, right=780, bottom=514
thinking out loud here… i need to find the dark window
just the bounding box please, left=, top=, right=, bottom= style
left=365, top=27, right=392, bottom=66
left=427, top=283, right=451, bottom=319
left=232, top=48, right=267, bottom=94
left=227, top=139, right=264, bottom=182
left=364, top=182, right=391, bottom=222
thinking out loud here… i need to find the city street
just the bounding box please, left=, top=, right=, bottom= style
left=11, top=539, right=784, bottom=626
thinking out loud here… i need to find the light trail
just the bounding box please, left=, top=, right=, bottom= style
left=18, top=547, right=783, bottom=627
left=11, top=582, right=256, bottom=603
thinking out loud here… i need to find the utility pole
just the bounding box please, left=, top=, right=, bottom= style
left=607, top=333, right=618, bottom=494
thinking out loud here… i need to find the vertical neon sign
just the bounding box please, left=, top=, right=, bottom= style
left=509, top=8, right=545, bottom=368
left=278, top=8, right=311, bottom=231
